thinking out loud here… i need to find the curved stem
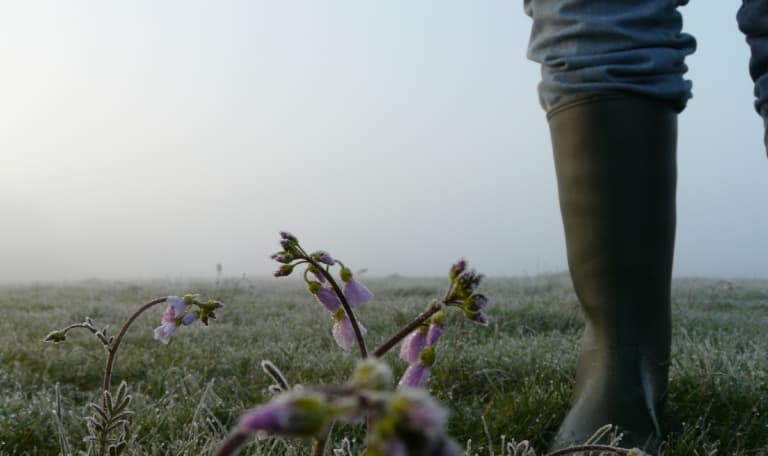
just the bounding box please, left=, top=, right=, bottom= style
left=545, top=444, right=634, bottom=456
left=214, top=431, right=250, bottom=456
left=312, top=421, right=334, bottom=456
left=372, top=300, right=443, bottom=358
left=102, top=297, right=167, bottom=392
left=305, top=256, right=368, bottom=359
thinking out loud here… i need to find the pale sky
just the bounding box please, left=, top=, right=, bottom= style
left=1, top=1, right=766, bottom=283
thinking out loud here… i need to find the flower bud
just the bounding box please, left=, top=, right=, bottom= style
left=340, top=266, right=353, bottom=283
left=239, top=392, right=330, bottom=437
left=271, top=252, right=293, bottom=264
left=307, top=280, right=323, bottom=294
left=464, top=293, right=489, bottom=312
left=44, top=330, right=67, bottom=343
left=349, top=359, right=394, bottom=391
left=449, top=259, right=467, bottom=281
left=273, top=264, right=294, bottom=277
left=312, top=250, right=335, bottom=265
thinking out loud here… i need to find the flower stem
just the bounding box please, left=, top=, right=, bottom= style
left=213, top=431, right=250, bottom=456
left=372, top=300, right=443, bottom=358
left=312, top=421, right=334, bottom=456
left=545, top=444, right=635, bottom=456
left=102, top=297, right=167, bottom=392
left=304, top=256, right=368, bottom=359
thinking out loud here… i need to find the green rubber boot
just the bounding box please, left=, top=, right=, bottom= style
left=548, top=94, right=678, bottom=452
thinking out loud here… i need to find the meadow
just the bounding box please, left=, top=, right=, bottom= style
left=1, top=274, right=767, bottom=455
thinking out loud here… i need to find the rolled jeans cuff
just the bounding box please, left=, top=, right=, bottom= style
left=525, top=0, right=696, bottom=113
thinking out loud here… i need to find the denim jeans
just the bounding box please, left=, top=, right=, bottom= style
left=525, top=0, right=768, bottom=126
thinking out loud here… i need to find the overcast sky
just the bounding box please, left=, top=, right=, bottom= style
left=1, top=1, right=766, bottom=283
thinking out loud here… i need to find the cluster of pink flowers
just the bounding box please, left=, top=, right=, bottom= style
left=153, top=295, right=224, bottom=344
left=398, top=312, right=445, bottom=388
left=271, top=231, right=373, bottom=350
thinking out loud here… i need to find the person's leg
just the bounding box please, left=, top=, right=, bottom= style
left=737, top=0, right=768, bottom=155
left=523, top=0, right=695, bottom=450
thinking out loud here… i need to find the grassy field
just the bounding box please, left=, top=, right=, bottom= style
left=1, top=275, right=767, bottom=455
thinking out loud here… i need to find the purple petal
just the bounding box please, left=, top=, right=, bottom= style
left=343, top=279, right=373, bottom=308
left=398, top=362, right=430, bottom=388
left=398, top=389, right=448, bottom=433
left=166, top=296, right=186, bottom=315
left=426, top=323, right=443, bottom=346
left=239, top=401, right=290, bottom=433
left=181, top=313, right=199, bottom=325
left=315, top=288, right=342, bottom=313
left=399, top=329, right=427, bottom=364
left=153, top=323, right=177, bottom=344
left=333, top=316, right=366, bottom=350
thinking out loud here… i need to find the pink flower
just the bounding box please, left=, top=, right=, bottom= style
left=239, top=392, right=329, bottom=437
left=399, top=328, right=427, bottom=364
left=398, top=362, right=430, bottom=388
left=315, top=288, right=342, bottom=313
left=426, top=323, right=443, bottom=346
left=332, top=312, right=366, bottom=350
left=343, top=278, right=373, bottom=308
left=153, top=296, right=186, bottom=344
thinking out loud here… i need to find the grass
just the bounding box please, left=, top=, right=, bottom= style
left=1, top=275, right=767, bottom=455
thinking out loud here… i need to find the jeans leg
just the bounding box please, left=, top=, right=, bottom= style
left=524, top=0, right=696, bottom=112
left=737, top=0, right=768, bottom=154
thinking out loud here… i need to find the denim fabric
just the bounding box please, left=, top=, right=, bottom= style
left=738, top=0, right=768, bottom=120
left=524, top=0, right=697, bottom=112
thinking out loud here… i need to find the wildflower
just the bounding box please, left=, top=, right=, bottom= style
left=349, top=359, right=394, bottom=391
left=43, top=330, right=67, bottom=343
left=398, top=362, right=430, bottom=388
left=153, top=296, right=187, bottom=344
left=390, top=387, right=448, bottom=436
left=464, top=293, right=489, bottom=312
left=463, top=308, right=489, bottom=326
left=398, top=346, right=435, bottom=388
left=341, top=267, right=373, bottom=308
left=332, top=309, right=366, bottom=350
left=312, top=250, right=335, bottom=265
left=308, top=281, right=343, bottom=313
left=273, top=264, right=294, bottom=277
left=449, top=258, right=467, bottom=281
left=426, top=322, right=443, bottom=346
left=308, top=265, right=326, bottom=283
left=426, top=311, right=445, bottom=346
left=181, top=313, right=199, bottom=325
left=399, top=327, right=428, bottom=364
left=238, top=392, right=330, bottom=437
left=270, top=252, right=293, bottom=264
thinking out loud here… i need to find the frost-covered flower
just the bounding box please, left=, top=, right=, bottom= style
left=391, top=388, right=448, bottom=435
left=273, top=264, right=294, bottom=277
left=315, top=288, right=342, bottom=313
left=238, top=392, right=330, bottom=437
left=312, top=250, right=335, bottom=266
left=153, top=296, right=187, bottom=344
left=349, top=359, right=394, bottom=391
left=343, top=278, right=373, bottom=308
left=426, top=323, right=443, bottom=346
left=399, top=327, right=428, bottom=364
left=181, top=313, right=199, bottom=325
left=398, top=362, right=430, bottom=388
left=332, top=310, right=366, bottom=350
left=464, top=309, right=489, bottom=326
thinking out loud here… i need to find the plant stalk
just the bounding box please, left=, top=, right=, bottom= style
left=102, top=297, right=167, bottom=392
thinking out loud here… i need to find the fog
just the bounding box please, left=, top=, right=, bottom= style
left=2, top=2, right=766, bottom=283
